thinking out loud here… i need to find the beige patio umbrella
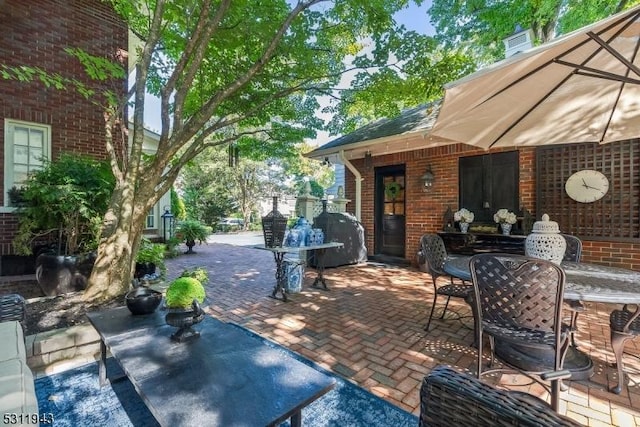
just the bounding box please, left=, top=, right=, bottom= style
left=430, top=5, right=640, bottom=149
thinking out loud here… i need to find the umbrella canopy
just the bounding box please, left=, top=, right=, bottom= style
left=430, top=6, right=640, bottom=149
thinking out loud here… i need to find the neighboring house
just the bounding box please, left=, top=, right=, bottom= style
left=308, top=93, right=640, bottom=271
left=0, top=1, right=169, bottom=275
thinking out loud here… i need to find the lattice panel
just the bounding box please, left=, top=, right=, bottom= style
left=536, top=141, right=640, bottom=240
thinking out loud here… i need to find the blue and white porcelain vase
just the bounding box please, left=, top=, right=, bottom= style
left=500, top=223, right=512, bottom=235
left=459, top=222, right=470, bottom=233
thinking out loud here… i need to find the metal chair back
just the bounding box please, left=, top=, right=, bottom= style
left=420, top=234, right=448, bottom=280
left=469, top=253, right=569, bottom=411
left=561, top=234, right=582, bottom=262
left=419, top=365, right=582, bottom=426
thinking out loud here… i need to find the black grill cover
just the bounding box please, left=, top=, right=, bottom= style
left=308, top=212, right=367, bottom=268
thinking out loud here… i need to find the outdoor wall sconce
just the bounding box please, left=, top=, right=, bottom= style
left=161, top=207, right=175, bottom=243
left=364, top=151, right=372, bottom=169
left=421, top=165, right=435, bottom=190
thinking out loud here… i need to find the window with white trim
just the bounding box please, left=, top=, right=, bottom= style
left=4, top=120, right=51, bottom=207
left=146, top=207, right=155, bottom=229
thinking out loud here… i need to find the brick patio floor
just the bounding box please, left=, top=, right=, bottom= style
left=166, top=241, right=640, bottom=426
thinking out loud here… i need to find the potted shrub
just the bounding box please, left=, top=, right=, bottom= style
left=134, top=237, right=167, bottom=280
left=164, top=276, right=206, bottom=342
left=174, top=219, right=212, bottom=254
left=12, top=153, right=115, bottom=296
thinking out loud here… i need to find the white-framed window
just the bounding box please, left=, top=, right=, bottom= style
left=3, top=119, right=51, bottom=209
left=146, top=207, right=155, bottom=229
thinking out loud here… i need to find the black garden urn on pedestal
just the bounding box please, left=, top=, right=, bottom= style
left=165, top=299, right=205, bottom=342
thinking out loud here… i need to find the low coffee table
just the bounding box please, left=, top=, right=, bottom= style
left=87, top=307, right=335, bottom=427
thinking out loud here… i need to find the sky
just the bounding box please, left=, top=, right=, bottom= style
left=396, top=1, right=435, bottom=36
left=139, top=2, right=435, bottom=146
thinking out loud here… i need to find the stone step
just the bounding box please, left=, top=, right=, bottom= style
left=26, top=324, right=101, bottom=377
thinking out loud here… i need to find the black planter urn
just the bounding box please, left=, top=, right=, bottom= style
left=35, top=252, right=95, bottom=296
left=125, top=287, right=163, bottom=315
left=165, top=299, right=205, bottom=342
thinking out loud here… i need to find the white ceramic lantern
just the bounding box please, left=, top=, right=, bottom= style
left=525, top=213, right=566, bottom=265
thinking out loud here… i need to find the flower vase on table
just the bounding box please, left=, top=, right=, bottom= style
left=500, top=223, right=512, bottom=235
left=494, top=209, right=517, bottom=236
left=454, top=208, right=474, bottom=234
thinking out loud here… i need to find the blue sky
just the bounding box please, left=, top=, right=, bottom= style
left=395, top=1, right=434, bottom=35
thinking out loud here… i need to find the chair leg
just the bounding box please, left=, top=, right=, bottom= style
left=550, top=378, right=561, bottom=412
left=488, top=335, right=496, bottom=368
left=439, top=296, right=451, bottom=319
left=424, top=293, right=438, bottom=331
left=570, top=310, right=580, bottom=348
left=610, top=330, right=632, bottom=394
left=476, top=330, right=484, bottom=379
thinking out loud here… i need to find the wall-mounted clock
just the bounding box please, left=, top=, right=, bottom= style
left=565, top=170, right=609, bottom=203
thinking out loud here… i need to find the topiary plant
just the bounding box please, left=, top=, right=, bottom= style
left=165, top=277, right=206, bottom=309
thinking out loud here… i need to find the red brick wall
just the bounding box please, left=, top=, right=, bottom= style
left=345, top=144, right=640, bottom=270
left=0, top=0, right=127, bottom=256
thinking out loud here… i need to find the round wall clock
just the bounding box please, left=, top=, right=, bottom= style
left=565, top=170, right=609, bottom=203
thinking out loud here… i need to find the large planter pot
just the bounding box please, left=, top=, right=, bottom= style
left=185, top=240, right=196, bottom=254
left=35, top=252, right=95, bottom=296
left=165, top=299, right=205, bottom=342
left=125, top=287, right=163, bottom=315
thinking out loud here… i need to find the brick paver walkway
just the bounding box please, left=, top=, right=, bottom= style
left=166, top=240, right=640, bottom=426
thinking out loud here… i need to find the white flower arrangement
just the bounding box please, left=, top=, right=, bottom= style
left=493, top=208, right=517, bottom=225
left=454, top=208, right=474, bottom=223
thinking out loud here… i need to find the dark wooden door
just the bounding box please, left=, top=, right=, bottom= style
left=375, top=166, right=406, bottom=257
left=459, top=151, right=519, bottom=223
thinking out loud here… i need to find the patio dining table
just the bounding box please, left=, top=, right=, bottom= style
left=443, top=256, right=640, bottom=380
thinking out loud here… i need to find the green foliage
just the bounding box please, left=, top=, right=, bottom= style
left=175, top=220, right=212, bottom=244
left=13, top=153, right=115, bottom=255
left=170, top=187, right=187, bottom=221
left=164, top=237, right=182, bottom=259
left=428, top=0, right=640, bottom=66
left=179, top=267, right=209, bottom=285
left=165, top=277, right=206, bottom=309
left=135, top=237, right=167, bottom=278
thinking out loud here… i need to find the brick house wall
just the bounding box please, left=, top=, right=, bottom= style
left=0, top=1, right=127, bottom=261
left=345, top=144, right=640, bottom=271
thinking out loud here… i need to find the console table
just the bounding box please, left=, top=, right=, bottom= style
left=438, top=232, right=526, bottom=255
left=254, top=242, right=344, bottom=301
left=87, top=307, right=335, bottom=427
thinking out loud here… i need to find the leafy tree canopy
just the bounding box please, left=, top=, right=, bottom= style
left=428, top=0, right=640, bottom=66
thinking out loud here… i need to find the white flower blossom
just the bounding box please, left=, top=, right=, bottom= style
left=493, top=209, right=517, bottom=224
left=454, top=208, right=474, bottom=223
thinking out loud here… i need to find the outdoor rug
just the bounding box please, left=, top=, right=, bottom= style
left=35, top=323, right=419, bottom=427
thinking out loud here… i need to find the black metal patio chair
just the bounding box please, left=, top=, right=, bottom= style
left=419, top=365, right=583, bottom=426
left=609, top=304, right=640, bottom=394
left=420, top=234, right=473, bottom=332
left=561, top=234, right=584, bottom=348
left=469, top=254, right=571, bottom=411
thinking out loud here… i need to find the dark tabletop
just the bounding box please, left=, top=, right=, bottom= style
left=87, top=307, right=335, bottom=427
left=444, top=256, right=640, bottom=304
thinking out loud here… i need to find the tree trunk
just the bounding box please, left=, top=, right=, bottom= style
left=83, top=184, right=148, bottom=303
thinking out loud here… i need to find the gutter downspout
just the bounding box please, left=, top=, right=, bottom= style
left=339, top=150, right=362, bottom=220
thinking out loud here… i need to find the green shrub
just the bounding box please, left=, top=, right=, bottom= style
left=135, top=237, right=167, bottom=277
left=13, top=153, right=115, bottom=255
left=165, top=277, right=206, bottom=309
left=179, top=267, right=209, bottom=285
left=175, top=219, right=212, bottom=244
